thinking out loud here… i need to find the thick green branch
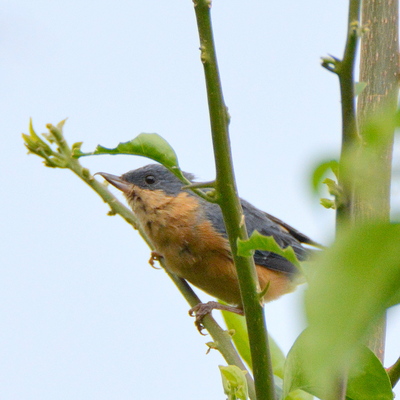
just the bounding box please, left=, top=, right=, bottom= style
left=193, top=1, right=276, bottom=399
left=322, top=0, right=398, bottom=371
left=356, top=0, right=399, bottom=360
left=356, top=0, right=399, bottom=223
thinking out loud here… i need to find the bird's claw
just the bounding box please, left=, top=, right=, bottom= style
left=189, top=301, right=244, bottom=335
left=189, top=302, right=217, bottom=335
left=148, top=251, right=163, bottom=269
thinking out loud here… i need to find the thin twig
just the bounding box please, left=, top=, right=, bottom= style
left=22, top=122, right=256, bottom=400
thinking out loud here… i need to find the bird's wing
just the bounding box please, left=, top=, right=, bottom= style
left=262, top=211, right=324, bottom=249
left=241, top=200, right=307, bottom=274
left=202, top=198, right=312, bottom=275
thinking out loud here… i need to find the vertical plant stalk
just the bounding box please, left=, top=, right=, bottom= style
left=321, top=2, right=362, bottom=399
left=321, top=0, right=362, bottom=229
left=193, top=1, right=276, bottom=399
left=337, top=0, right=362, bottom=234
left=356, top=0, right=399, bottom=359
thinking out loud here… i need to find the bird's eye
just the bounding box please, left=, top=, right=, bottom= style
left=145, top=175, right=156, bottom=185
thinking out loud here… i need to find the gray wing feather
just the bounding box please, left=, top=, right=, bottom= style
left=202, top=198, right=310, bottom=275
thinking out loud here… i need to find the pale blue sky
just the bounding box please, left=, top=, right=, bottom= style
left=1, top=1, right=399, bottom=399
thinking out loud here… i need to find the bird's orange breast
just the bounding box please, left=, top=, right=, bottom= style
left=126, top=187, right=296, bottom=306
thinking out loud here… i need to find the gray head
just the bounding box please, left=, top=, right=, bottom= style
left=121, top=164, right=194, bottom=196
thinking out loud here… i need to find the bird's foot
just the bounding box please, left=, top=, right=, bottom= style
left=189, top=301, right=244, bottom=335
left=148, top=251, right=163, bottom=269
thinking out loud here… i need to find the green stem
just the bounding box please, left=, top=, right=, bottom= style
left=167, top=273, right=256, bottom=399
left=322, top=0, right=398, bottom=374
left=340, top=0, right=361, bottom=146
left=73, top=162, right=257, bottom=399
left=335, top=0, right=362, bottom=229
left=82, top=164, right=256, bottom=398
left=193, top=1, right=276, bottom=399
left=321, top=2, right=362, bottom=399
left=387, top=356, right=400, bottom=388
left=23, top=123, right=256, bottom=399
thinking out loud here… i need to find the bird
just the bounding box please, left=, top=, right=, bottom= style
left=96, top=164, right=319, bottom=329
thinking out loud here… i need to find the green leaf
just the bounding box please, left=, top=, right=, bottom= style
left=22, top=119, right=53, bottom=156
left=237, top=231, right=300, bottom=269
left=320, top=198, right=336, bottom=209
left=311, top=160, right=339, bottom=194
left=22, top=133, right=39, bottom=153
left=219, top=365, right=249, bottom=400
left=322, top=178, right=341, bottom=197
left=300, top=222, right=400, bottom=393
left=95, top=133, right=178, bottom=167
left=46, top=119, right=67, bottom=143
left=74, top=133, right=186, bottom=181
left=274, top=375, right=314, bottom=400
left=346, top=348, right=392, bottom=400
left=354, top=82, right=367, bottom=97
left=285, top=389, right=314, bottom=400
left=220, top=309, right=286, bottom=378
left=283, top=331, right=392, bottom=400
left=283, top=330, right=321, bottom=398
left=220, top=309, right=315, bottom=399
left=29, top=119, right=52, bottom=153
left=71, top=141, right=83, bottom=154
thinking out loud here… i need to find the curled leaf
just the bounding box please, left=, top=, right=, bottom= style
left=320, top=198, right=336, bottom=209
left=219, top=365, right=248, bottom=400
left=322, top=178, right=341, bottom=197
left=237, top=231, right=300, bottom=269
left=311, top=160, right=339, bottom=194
left=22, top=119, right=53, bottom=156
left=75, top=133, right=186, bottom=181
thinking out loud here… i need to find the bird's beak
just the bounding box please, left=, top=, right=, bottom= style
left=95, top=172, right=132, bottom=194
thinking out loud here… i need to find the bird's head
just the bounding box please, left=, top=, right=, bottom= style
left=96, top=164, right=195, bottom=212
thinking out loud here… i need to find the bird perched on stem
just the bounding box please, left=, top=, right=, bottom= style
left=97, top=164, right=319, bottom=330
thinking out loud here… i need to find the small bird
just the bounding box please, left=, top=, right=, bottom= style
left=97, top=164, right=318, bottom=328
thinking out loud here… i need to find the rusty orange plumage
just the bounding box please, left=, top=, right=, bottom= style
left=97, top=164, right=318, bottom=328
